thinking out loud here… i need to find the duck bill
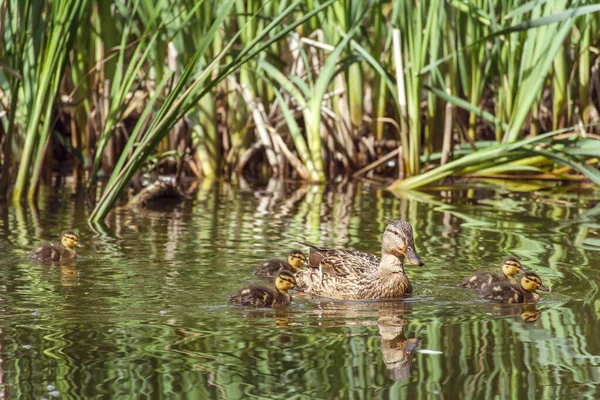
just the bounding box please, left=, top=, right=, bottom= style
left=77, top=242, right=85, bottom=248
left=538, top=285, right=549, bottom=292
left=404, top=247, right=424, bottom=266
left=404, top=337, right=423, bottom=354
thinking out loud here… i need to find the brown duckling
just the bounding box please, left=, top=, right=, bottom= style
left=30, top=230, right=84, bottom=262
left=461, top=256, right=522, bottom=290
left=230, top=271, right=296, bottom=307
left=254, top=250, right=306, bottom=277
left=481, top=271, right=548, bottom=304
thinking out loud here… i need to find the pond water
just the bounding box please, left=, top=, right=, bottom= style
left=0, top=181, right=599, bottom=398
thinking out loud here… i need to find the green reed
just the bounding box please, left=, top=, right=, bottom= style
left=1, top=1, right=600, bottom=220
left=9, top=0, right=90, bottom=201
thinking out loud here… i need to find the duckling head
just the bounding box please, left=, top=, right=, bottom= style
left=520, top=271, right=548, bottom=293
left=275, top=271, right=296, bottom=293
left=520, top=307, right=548, bottom=322
left=501, top=256, right=522, bottom=278
left=382, top=220, right=424, bottom=266
left=61, top=230, right=83, bottom=249
left=287, top=250, right=307, bottom=271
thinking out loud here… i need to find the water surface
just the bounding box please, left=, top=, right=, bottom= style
left=0, top=181, right=599, bottom=398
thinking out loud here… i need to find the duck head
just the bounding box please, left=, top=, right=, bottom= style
left=275, top=271, right=296, bottom=293
left=382, top=220, right=423, bottom=266
left=501, top=256, right=522, bottom=279
left=287, top=250, right=307, bottom=272
left=61, top=230, right=83, bottom=249
left=520, top=271, right=548, bottom=293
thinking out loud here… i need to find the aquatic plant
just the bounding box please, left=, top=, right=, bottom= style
left=0, top=1, right=599, bottom=221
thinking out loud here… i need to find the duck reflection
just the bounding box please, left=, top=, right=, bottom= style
left=377, top=313, right=422, bottom=381
left=518, top=305, right=548, bottom=324
left=60, top=262, right=79, bottom=287
left=307, top=300, right=421, bottom=381
left=230, top=307, right=298, bottom=328
left=491, top=303, right=549, bottom=325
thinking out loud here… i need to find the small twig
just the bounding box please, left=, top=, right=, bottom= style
left=239, top=84, right=280, bottom=176
left=269, top=129, right=310, bottom=179
left=236, top=141, right=262, bottom=174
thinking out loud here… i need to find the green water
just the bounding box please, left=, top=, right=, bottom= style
left=0, top=182, right=599, bottom=399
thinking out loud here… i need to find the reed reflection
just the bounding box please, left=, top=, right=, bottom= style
left=0, top=181, right=597, bottom=398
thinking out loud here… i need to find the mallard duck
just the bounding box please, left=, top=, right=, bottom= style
left=229, top=271, right=296, bottom=307
left=480, top=271, right=548, bottom=303
left=29, top=230, right=84, bottom=262
left=295, top=219, right=424, bottom=300
left=254, top=250, right=306, bottom=277
left=460, top=256, right=522, bottom=290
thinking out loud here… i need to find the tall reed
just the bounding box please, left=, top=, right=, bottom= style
left=0, top=1, right=599, bottom=219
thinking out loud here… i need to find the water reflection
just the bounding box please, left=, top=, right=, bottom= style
left=0, top=180, right=598, bottom=398
left=378, top=319, right=421, bottom=381
left=303, top=299, right=422, bottom=381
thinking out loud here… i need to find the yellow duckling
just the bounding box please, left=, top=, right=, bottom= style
left=254, top=250, right=306, bottom=277
left=230, top=271, right=296, bottom=307
left=461, top=256, right=523, bottom=290
left=481, top=271, right=548, bottom=304
left=30, top=230, right=84, bottom=262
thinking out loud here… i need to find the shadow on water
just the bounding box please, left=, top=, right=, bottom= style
left=0, top=179, right=598, bottom=398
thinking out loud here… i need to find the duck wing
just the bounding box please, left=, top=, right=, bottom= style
left=29, top=241, right=62, bottom=261
left=254, top=259, right=288, bottom=277
left=480, top=282, right=524, bottom=303
left=294, top=243, right=380, bottom=298
left=460, top=271, right=506, bottom=290
left=229, top=285, right=276, bottom=307
left=295, top=241, right=380, bottom=273
left=321, top=249, right=380, bottom=276
left=295, top=241, right=330, bottom=267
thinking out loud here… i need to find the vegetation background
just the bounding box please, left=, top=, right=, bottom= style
left=1, top=0, right=600, bottom=222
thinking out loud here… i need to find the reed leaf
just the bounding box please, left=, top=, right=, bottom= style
left=12, top=0, right=90, bottom=201
left=389, top=130, right=598, bottom=191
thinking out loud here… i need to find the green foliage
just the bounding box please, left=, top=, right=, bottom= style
left=1, top=1, right=599, bottom=218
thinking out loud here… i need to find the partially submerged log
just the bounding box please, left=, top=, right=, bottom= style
left=127, top=178, right=183, bottom=207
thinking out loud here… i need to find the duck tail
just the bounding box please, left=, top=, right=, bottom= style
left=294, top=241, right=329, bottom=267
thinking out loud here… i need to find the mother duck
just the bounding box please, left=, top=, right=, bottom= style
left=295, top=219, right=423, bottom=300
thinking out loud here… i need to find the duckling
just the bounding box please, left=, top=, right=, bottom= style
left=254, top=250, right=306, bottom=277
left=481, top=271, right=548, bottom=304
left=29, top=230, right=84, bottom=262
left=230, top=271, right=296, bottom=307
left=461, top=256, right=522, bottom=290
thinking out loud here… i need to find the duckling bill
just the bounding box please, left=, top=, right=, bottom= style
left=30, top=230, right=84, bottom=262
left=480, top=271, right=548, bottom=304
left=230, top=272, right=296, bottom=307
